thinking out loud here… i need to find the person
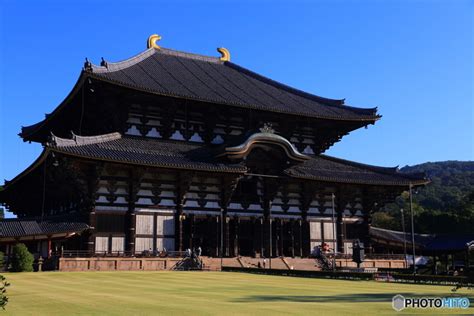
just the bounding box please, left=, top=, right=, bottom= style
left=263, top=258, right=267, bottom=269
left=197, top=246, right=202, bottom=257
left=257, top=261, right=261, bottom=269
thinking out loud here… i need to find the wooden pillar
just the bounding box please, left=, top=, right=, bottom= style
left=233, top=217, right=239, bottom=257
left=224, top=210, right=230, bottom=257
left=251, top=217, right=258, bottom=258
left=215, top=215, right=220, bottom=257
left=175, top=204, right=184, bottom=252
left=336, top=210, right=344, bottom=253
left=298, top=219, right=303, bottom=257
left=263, top=195, right=271, bottom=258
left=263, top=217, right=271, bottom=258
left=278, top=219, right=284, bottom=257
left=189, top=214, right=195, bottom=250
left=274, top=219, right=279, bottom=257
left=290, top=219, right=295, bottom=258
left=176, top=172, right=192, bottom=252
left=335, top=193, right=345, bottom=254
left=152, top=214, right=158, bottom=254
left=88, top=209, right=97, bottom=253
left=127, top=168, right=143, bottom=255
left=47, top=238, right=52, bottom=258
left=301, top=216, right=310, bottom=257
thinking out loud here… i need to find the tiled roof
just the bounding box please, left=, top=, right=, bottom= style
left=0, top=219, right=89, bottom=237
left=86, top=47, right=378, bottom=121
left=48, top=133, right=247, bottom=174
left=370, top=227, right=434, bottom=247
left=48, top=133, right=426, bottom=186
left=370, top=227, right=474, bottom=252
left=285, top=155, right=429, bottom=186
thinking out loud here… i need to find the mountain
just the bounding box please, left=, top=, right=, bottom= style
left=372, top=161, right=474, bottom=234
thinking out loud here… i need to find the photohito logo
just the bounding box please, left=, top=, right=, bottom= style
left=392, top=295, right=405, bottom=311
left=392, top=295, right=470, bottom=311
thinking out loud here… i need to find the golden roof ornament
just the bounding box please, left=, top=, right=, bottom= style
left=217, top=47, right=230, bottom=62
left=147, top=34, right=162, bottom=49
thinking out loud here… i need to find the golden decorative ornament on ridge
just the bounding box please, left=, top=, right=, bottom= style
left=147, top=34, right=162, bottom=49
left=217, top=47, right=230, bottom=62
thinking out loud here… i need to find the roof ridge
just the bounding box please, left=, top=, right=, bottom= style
left=89, top=47, right=221, bottom=74
left=371, top=226, right=434, bottom=237
left=49, top=132, right=122, bottom=147
left=158, top=47, right=221, bottom=63
left=90, top=48, right=157, bottom=73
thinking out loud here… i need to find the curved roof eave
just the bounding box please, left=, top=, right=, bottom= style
left=86, top=72, right=380, bottom=122
left=2, top=148, right=51, bottom=188
left=284, top=170, right=430, bottom=187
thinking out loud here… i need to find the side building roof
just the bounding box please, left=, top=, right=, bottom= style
left=0, top=218, right=89, bottom=240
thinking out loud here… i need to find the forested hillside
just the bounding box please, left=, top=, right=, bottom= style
left=372, top=161, right=474, bottom=234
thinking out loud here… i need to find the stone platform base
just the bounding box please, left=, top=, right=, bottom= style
left=335, top=258, right=407, bottom=269
left=58, top=256, right=407, bottom=271
left=59, top=257, right=182, bottom=271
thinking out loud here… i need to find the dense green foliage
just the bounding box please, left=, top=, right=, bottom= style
left=0, top=275, right=8, bottom=310
left=10, top=244, right=34, bottom=272
left=0, top=249, right=8, bottom=310
left=373, top=161, right=474, bottom=234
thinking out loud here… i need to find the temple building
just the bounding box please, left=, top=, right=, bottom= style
left=0, top=35, right=428, bottom=260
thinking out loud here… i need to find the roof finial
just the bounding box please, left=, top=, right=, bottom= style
left=217, top=47, right=230, bottom=62
left=259, top=123, right=274, bottom=134
left=147, top=34, right=162, bottom=49
left=100, top=57, right=108, bottom=68
left=83, top=58, right=92, bottom=72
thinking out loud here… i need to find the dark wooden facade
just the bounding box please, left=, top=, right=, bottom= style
left=0, top=37, right=428, bottom=258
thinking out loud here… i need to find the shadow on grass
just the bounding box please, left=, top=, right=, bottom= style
left=232, top=293, right=436, bottom=303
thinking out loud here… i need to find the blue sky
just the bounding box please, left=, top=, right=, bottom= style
left=0, top=0, right=472, bottom=186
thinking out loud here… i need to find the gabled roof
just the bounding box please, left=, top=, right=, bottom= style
left=87, top=47, right=379, bottom=121
left=220, top=127, right=311, bottom=162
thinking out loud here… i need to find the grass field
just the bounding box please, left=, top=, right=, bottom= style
left=2, top=271, right=473, bottom=315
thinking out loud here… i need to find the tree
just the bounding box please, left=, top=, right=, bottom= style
left=10, top=244, right=34, bottom=272
left=373, top=161, right=474, bottom=234
left=0, top=275, right=8, bottom=309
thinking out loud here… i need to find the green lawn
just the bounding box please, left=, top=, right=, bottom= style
left=2, top=271, right=473, bottom=315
